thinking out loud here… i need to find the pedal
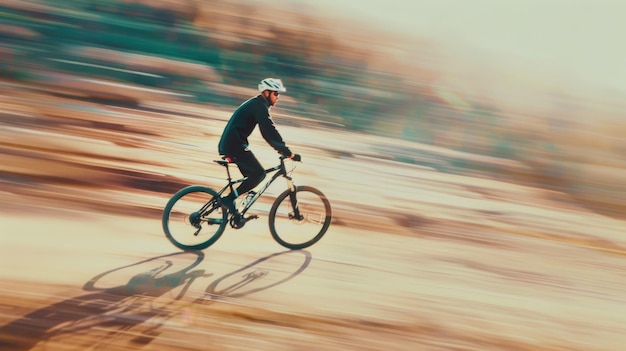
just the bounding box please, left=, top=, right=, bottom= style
left=239, top=215, right=259, bottom=226
left=230, top=214, right=258, bottom=229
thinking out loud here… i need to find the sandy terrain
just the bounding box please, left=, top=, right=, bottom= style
left=1, top=84, right=626, bottom=350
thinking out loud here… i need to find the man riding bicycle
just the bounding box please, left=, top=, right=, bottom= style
left=218, top=78, right=300, bottom=224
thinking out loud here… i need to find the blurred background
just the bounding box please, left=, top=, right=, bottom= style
left=2, top=1, right=626, bottom=350
left=2, top=0, right=625, bottom=218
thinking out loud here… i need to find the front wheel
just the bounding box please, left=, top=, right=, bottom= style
left=269, top=186, right=332, bottom=250
left=162, top=185, right=228, bottom=250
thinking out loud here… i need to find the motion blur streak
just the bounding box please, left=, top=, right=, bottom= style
left=1, top=1, right=626, bottom=350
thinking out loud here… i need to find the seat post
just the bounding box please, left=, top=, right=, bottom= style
left=215, top=158, right=235, bottom=193
left=224, top=163, right=233, bottom=182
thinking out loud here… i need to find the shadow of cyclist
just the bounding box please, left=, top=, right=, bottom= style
left=0, top=251, right=206, bottom=350
left=0, top=250, right=311, bottom=350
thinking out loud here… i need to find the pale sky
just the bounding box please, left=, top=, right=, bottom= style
left=305, top=0, right=626, bottom=96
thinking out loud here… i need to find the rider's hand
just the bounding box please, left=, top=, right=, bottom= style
left=289, top=153, right=301, bottom=162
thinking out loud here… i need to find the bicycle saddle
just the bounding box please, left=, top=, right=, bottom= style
left=214, top=156, right=233, bottom=166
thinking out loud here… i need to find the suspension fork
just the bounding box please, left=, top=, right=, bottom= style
left=285, top=175, right=303, bottom=220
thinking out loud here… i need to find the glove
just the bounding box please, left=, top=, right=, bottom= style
left=289, top=153, right=301, bottom=162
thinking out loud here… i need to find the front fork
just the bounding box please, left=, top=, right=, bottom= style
left=285, top=176, right=303, bottom=220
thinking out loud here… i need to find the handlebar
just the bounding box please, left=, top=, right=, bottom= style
left=280, top=154, right=301, bottom=162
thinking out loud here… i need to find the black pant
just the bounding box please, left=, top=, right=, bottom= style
left=223, top=148, right=266, bottom=196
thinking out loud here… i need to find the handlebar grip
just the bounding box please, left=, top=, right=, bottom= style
left=280, top=154, right=301, bottom=162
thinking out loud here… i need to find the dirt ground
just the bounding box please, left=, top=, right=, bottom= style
left=1, top=84, right=626, bottom=351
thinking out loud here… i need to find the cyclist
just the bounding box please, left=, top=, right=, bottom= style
left=218, top=78, right=300, bottom=223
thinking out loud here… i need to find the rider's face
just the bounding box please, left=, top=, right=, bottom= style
left=266, top=90, right=280, bottom=106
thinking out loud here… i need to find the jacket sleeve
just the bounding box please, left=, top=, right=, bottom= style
left=256, top=110, right=292, bottom=156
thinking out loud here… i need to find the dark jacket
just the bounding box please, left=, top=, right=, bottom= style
left=218, top=95, right=291, bottom=156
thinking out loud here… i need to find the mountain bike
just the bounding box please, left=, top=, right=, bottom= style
left=162, top=155, right=332, bottom=251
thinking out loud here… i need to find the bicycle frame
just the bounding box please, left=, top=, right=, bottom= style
left=215, top=156, right=300, bottom=218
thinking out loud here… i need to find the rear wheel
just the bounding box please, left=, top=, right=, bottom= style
left=162, top=186, right=227, bottom=250
left=269, top=186, right=332, bottom=250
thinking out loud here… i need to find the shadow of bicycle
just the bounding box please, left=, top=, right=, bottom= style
left=0, top=250, right=312, bottom=350
left=204, top=250, right=312, bottom=299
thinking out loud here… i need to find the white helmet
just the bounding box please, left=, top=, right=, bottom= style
left=258, top=78, right=287, bottom=93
